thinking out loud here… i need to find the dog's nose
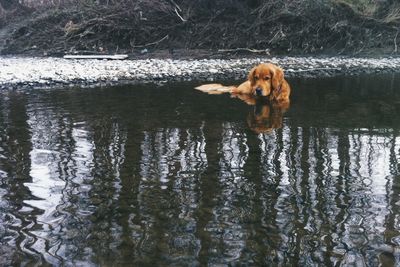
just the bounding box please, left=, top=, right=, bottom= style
left=255, top=88, right=262, bottom=96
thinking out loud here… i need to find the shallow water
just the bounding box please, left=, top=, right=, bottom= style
left=1, top=73, right=400, bottom=266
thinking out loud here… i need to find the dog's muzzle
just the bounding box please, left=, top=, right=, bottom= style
left=255, top=88, right=262, bottom=96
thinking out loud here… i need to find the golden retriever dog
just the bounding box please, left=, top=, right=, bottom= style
left=195, top=63, right=291, bottom=103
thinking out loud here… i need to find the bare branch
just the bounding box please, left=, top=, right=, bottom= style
left=131, top=35, right=169, bottom=48
left=174, top=7, right=186, bottom=22
left=218, top=48, right=270, bottom=54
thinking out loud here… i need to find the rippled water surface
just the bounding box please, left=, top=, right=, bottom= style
left=2, top=73, right=400, bottom=266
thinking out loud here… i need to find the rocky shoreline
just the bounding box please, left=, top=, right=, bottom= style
left=1, top=56, right=400, bottom=89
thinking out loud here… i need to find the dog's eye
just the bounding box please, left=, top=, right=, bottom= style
left=254, top=76, right=259, bottom=80
left=264, top=77, right=270, bottom=80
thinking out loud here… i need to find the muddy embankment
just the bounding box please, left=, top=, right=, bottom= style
left=1, top=1, right=400, bottom=57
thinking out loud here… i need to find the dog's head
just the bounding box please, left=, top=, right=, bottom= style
left=248, top=63, right=284, bottom=97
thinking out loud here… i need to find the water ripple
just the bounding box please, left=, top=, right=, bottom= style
left=1, top=76, right=400, bottom=265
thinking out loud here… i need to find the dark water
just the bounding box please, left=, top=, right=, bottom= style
left=2, top=73, right=400, bottom=266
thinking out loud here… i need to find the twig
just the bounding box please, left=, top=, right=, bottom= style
left=63, top=54, right=128, bottom=60
left=131, top=35, right=169, bottom=48
left=218, top=48, right=270, bottom=54
left=170, top=0, right=182, bottom=11
left=394, top=30, right=399, bottom=53
left=291, top=67, right=342, bottom=72
left=174, top=7, right=186, bottom=22
left=168, top=0, right=186, bottom=22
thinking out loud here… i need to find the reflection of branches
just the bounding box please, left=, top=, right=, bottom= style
left=350, top=132, right=362, bottom=178
left=313, top=128, right=337, bottom=257
left=0, top=94, right=34, bottom=263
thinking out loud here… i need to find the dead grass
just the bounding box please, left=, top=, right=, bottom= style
left=380, top=3, right=400, bottom=24
left=333, top=0, right=378, bottom=17
left=333, top=0, right=400, bottom=24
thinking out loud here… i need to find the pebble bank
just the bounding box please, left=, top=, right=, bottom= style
left=1, top=56, right=400, bottom=89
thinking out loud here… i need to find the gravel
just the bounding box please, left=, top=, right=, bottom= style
left=1, top=56, right=400, bottom=89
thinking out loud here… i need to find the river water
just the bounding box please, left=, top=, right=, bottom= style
left=1, top=73, right=400, bottom=266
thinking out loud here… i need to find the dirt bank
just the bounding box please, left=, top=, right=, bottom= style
left=1, top=1, right=399, bottom=57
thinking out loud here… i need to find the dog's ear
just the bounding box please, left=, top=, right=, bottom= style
left=248, top=66, right=257, bottom=84
left=272, top=66, right=284, bottom=90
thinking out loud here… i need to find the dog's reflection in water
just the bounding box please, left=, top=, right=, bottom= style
left=232, top=93, right=289, bottom=134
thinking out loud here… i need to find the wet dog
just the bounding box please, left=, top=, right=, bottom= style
left=195, top=63, right=291, bottom=103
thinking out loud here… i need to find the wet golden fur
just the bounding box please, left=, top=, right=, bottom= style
left=195, top=63, right=291, bottom=103
left=231, top=63, right=290, bottom=102
left=194, top=63, right=291, bottom=133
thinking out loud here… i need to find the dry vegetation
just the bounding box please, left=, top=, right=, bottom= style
left=1, top=0, right=400, bottom=56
